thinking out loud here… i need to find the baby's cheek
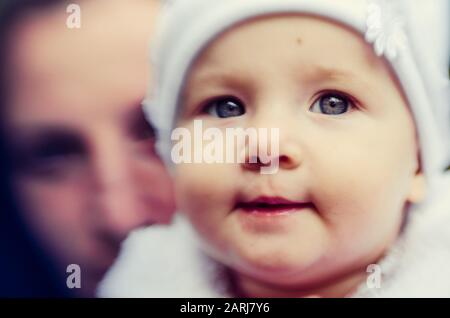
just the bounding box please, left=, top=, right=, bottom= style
left=312, top=165, right=405, bottom=264
left=175, top=162, right=238, bottom=227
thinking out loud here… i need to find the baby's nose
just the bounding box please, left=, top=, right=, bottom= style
left=241, top=134, right=302, bottom=173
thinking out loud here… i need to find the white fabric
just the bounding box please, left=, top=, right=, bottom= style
left=143, top=0, right=450, bottom=181
left=98, top=172, right=450, bottom=298
left=98, top=217, right=227, bottom=298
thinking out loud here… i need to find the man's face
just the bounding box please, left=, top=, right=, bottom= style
left=6, top=0, right=175, bottom=296
left=175, top=15, right=424, bottom=290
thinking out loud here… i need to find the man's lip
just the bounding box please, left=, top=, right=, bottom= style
left=235, top=196, right=313, bottom=213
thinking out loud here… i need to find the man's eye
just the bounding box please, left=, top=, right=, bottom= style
left=310, top=93, right=351, bottom=115
left=12, top=134, right=86, bottom=179
left=204, top=97, right=246, bottom=118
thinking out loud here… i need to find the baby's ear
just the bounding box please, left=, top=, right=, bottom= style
left=407, top=170, right=426, bottom=204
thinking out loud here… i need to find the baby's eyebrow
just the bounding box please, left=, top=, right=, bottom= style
left=303, top=65, right=372, bottom=90
left=187, top=68, right=250, bottom=88
left=306, top=65, right=356, bottom=82
left=184, top=68, right=256, bottom=103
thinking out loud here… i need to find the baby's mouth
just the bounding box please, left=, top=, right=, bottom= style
left=235, top=196, right=314, bottom=214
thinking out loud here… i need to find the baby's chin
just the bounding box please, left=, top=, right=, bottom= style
left=247, top=243, right=323, bottom=271
left=221, top=250, right=331, bottom=292
left=201, top=232, right=329, bottom=284
left=213, top=245, right=368, bottom=297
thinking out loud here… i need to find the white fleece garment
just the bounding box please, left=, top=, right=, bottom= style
left=98, top=172, right=450, bottom=298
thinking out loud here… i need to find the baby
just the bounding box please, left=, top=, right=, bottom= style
left=100, top=0, right=450, bottom=297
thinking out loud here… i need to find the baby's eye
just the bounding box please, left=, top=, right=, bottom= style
left=203, top=97, right=246, bottom=118
left=310, top=93, right=351, bottom=115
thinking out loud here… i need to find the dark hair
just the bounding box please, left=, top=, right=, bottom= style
left=0, top=0, right=73, bottom=297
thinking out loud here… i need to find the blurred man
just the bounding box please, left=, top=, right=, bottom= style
left=0, top=0, right=175, bottom=297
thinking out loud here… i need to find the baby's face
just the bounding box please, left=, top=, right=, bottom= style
left=176, top=16, right=424, bottom=289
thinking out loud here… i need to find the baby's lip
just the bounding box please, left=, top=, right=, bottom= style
left=235, top=195, right=313, bottom=213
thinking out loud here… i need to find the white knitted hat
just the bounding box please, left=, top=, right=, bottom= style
left=144, top=0, right=450, bottom=183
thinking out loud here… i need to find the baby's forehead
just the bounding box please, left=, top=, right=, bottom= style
left=187, top=15, right=393, bottom=88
